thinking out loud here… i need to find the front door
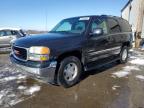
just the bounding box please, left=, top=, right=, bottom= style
left=85, top=17, right=111, bottom=65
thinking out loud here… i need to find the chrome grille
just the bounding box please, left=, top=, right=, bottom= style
left=12, top=46, right=27, bottom=61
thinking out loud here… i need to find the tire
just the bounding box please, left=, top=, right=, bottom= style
left=119, top=46, right=128, bottom=64
left=57, top=56, right=82, bottom=88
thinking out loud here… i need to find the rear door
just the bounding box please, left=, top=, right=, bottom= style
left=0, top=31, right=11, bottom=47
left=0, top=30, right=17, bottom=47
left=106, top=18, right=122, bottom=56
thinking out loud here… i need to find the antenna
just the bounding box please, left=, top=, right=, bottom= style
left=45, top=10, right=48, bottom=31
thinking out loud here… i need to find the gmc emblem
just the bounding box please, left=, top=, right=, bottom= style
left=14, top=50, right=20, bottom=55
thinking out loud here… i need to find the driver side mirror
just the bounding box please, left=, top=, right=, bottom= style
left=90, top=28, right=104, bottom=36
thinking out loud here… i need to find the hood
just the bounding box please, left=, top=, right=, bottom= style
left=14, top=33, right=84, bottom=49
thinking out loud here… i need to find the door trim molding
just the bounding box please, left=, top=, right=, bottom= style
left=89, top=46, right=121, bottom=56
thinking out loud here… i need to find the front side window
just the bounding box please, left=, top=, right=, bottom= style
left=5, top=31, right=12, bottom=36
left=11, top=31, right=18, bottom=35
left=50, top=17, right=89, bottom=34
left=11, top=30, right=26, bottom=37
left=91, top=17, right=108, bottom=34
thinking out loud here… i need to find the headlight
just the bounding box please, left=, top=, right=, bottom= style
left=28, top=46, right=50, bottom=61
left=29, top=46, right=50, bottom=54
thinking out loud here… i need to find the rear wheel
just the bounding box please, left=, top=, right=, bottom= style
left=119, top=46, right=128, bottom=64
left=57, top=56, right=82, bottom=88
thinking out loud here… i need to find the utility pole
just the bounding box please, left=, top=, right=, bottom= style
left=45, top=10, right=48, bottom=32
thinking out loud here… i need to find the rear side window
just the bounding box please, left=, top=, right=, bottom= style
left=107, top=18, right=121, bottom=33
left=118, top=19, right=131, bottom=32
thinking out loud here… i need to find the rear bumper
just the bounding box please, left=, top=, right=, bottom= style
left=10, top=54, right=57, bottom=84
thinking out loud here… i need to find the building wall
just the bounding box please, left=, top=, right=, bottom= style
left=122, top=0, right=144, bottom=40
left=122, top=0, right=140, bottom=32
left=121, top=4, right=130, bottom=21
left=129, top=0, right=140, bottom=31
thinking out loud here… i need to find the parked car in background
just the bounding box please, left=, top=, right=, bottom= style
left=10, top=15, right=132, bottom=88
left=0, top=28, right=26, bottom=48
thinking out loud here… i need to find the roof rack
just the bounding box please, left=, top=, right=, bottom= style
left=101, top=15, right=119, bottom=17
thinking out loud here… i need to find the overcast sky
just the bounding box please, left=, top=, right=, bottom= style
left=0, top=0, right=128, bottom=31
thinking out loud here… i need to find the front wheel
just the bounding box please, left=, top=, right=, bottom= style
left=119, top=46, right=128, bottom=64
left=57, top=56, right=82, bottom=88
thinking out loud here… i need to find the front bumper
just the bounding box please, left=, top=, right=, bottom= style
left=10, top=54, right=57, bottom=84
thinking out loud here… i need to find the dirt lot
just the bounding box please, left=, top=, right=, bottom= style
left=0, top=49, right=144, bottom=108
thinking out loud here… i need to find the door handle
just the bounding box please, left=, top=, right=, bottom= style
left=107, top=37, right=111, bottom=41
left=107, top=36, right=114, bottom=43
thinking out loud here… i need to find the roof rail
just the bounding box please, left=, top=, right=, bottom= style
left=101, top=15, right=119, bottom=18
left=101, top=15, right=108, bottom=17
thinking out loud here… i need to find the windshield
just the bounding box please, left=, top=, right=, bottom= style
left=50, top=17, right=90, bottom=34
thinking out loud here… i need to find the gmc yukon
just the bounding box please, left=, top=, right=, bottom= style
left=10, top=15, right=132, bottom=88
